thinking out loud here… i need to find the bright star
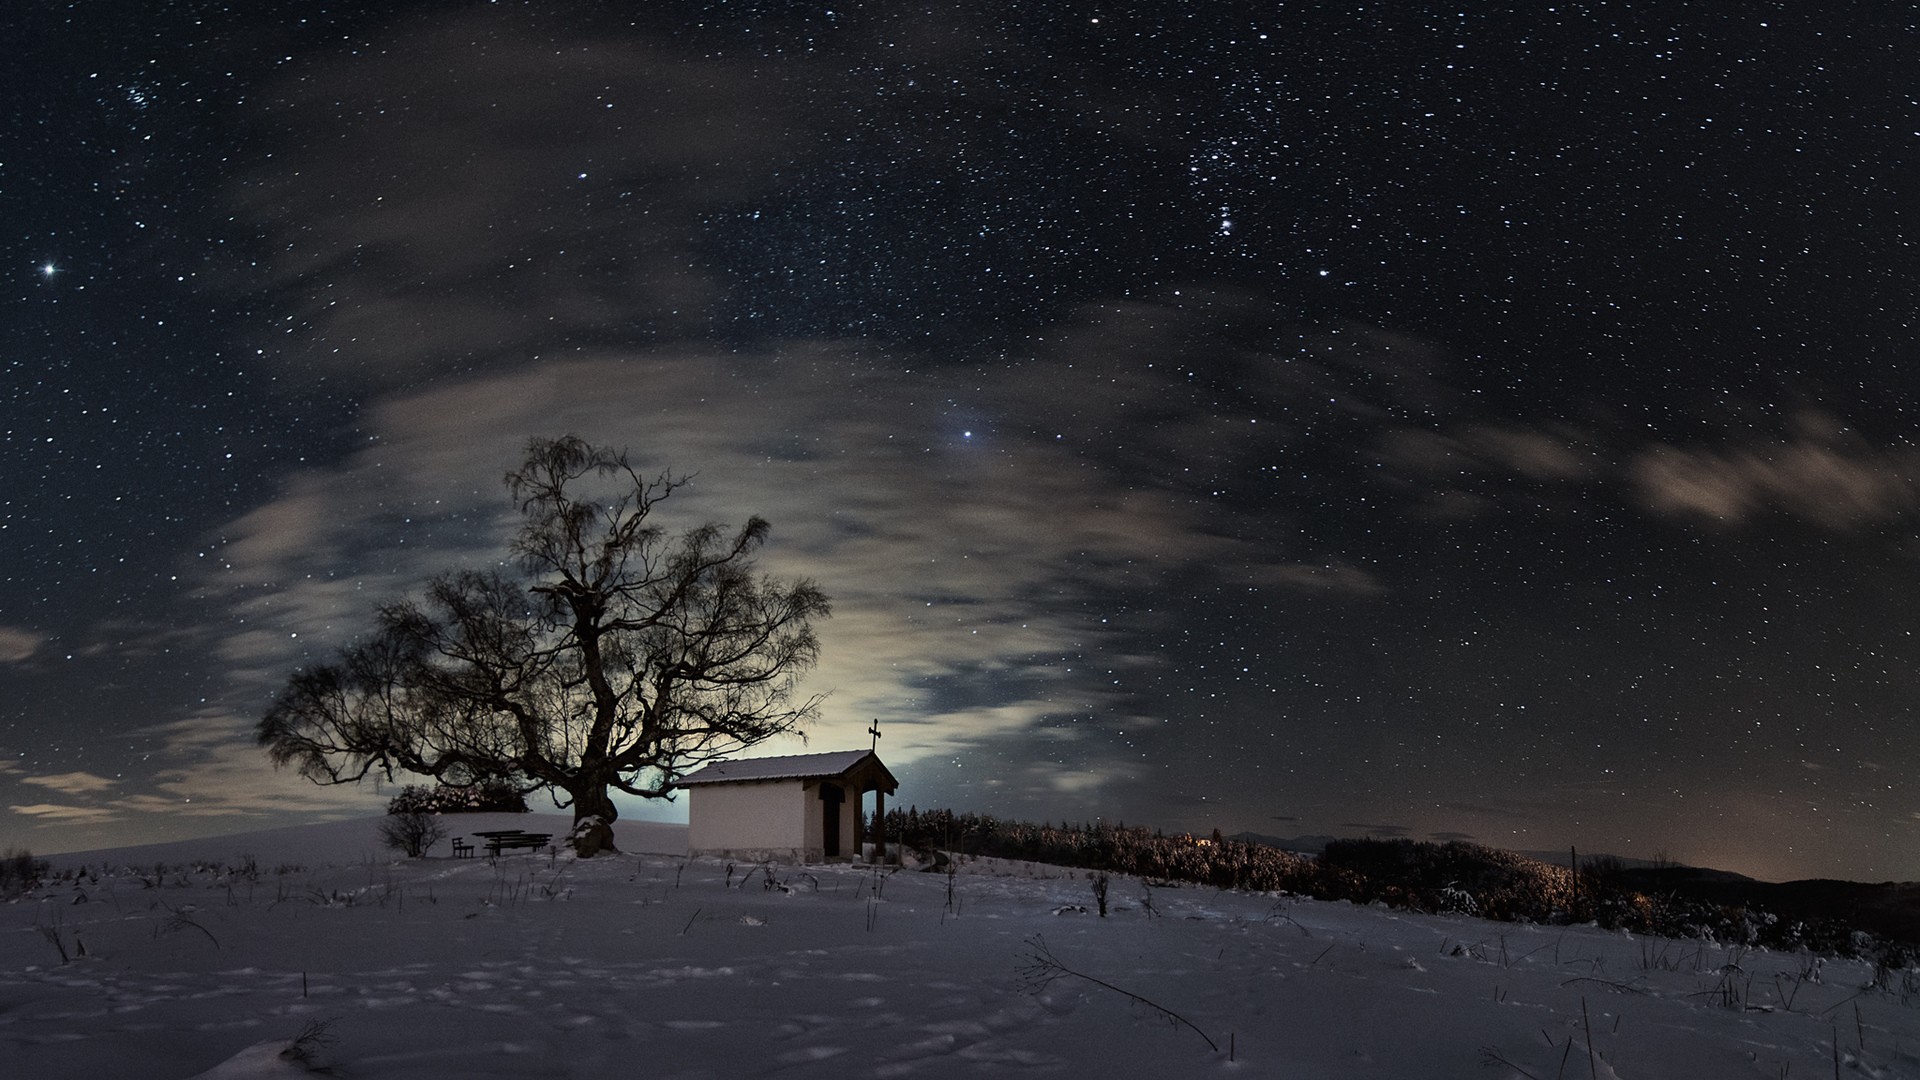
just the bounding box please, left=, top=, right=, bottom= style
left=40, top=263, right=56, bottom=278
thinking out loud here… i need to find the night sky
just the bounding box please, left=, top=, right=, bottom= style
left=9, top=2, right=1920, bottom=882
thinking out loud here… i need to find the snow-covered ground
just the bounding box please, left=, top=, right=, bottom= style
left=4, top=814, right=1918, bottom=1078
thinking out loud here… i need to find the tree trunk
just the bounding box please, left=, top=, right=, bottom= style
left=566, top=783, right=621, bottom=856
left=573, top=785, right=619, bottom=824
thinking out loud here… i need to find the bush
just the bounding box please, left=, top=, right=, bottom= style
left=378, top=812, right=449, bottom=858
left=0, top=846, right=48, bottom=896
left=386, top=779, right=528, bottom=815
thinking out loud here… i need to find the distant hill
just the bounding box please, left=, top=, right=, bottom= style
left=1226, top=831, right=1336, bottom=854
left=1608, top=867, right=1920, bottom=946
left=1229, top=832, right=1747, bottom=879
left=1227, top=830, right=1920, bottom=948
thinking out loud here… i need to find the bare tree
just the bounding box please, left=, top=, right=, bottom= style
left=258, top=435, right=830, bottom=853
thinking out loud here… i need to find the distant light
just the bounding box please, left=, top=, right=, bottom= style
left=41, top=263, right=56, bottom=278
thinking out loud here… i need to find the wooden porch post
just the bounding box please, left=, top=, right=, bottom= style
left=872, top=787, right=887, bottom=864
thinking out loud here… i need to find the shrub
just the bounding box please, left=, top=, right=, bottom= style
left=0, top=846, right=48, bottom=896
left=378, top=812, right=449, bottom=858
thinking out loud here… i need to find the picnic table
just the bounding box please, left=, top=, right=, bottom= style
left=472, top=829, right=554, bottom=857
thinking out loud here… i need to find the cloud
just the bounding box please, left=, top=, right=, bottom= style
left=1245, top=561, right=1386, bottom=597
left=0, top=626, right=42, bottom=663
left=127, top=710, right=390, bottom=819
left=232, top=10, right=821, bottom=385
left=9, top=803, right=119, bottom=824
left=218, top=484, right=349, bottom=576
left=1372, top=408, right=1920, bottom=534
left=1630, top=415, right=1920, bottom=528
left=1338, top=822, right=1412, bottom=838
left=2, top=712, right=377, bottom=839
left=1372, top=423, right=1599, bottom=524
left=1467, top=427, right=1592, bottom=480
left=20, top=772, right=116, bottom=796
left=1440, top=800, right=1541, bottom=822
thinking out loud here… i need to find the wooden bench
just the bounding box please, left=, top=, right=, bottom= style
left=450, top=837, right=474, bottom=859
left=474, top=830, right=554, bottom=857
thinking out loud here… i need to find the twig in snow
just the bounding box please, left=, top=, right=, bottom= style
left=38, top=922, right=73, bottom=964
left=1478, top=1045, right=1543, bottom=1079
left=1560, top=975, right=1645, bottom=995
left=1016, top=934, right=1219, bottom=1053
left=1816, top=988, right=1867, bottom=1017
left=1265, top=899, right=1309, bottom=936
left=280, top=1017, right=338, bottom=1067
left=159, top=902, right=221, bottom=949
left=1582, top=997, right=1597, bottom=1080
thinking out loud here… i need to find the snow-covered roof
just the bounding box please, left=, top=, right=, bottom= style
left=676, top=749, right=887, bottom=787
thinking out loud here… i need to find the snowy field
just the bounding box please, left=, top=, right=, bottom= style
left=5, top=815, right=1920, bottom=1078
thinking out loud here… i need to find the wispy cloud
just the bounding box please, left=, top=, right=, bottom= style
left=129, top=710, right=390, bottom=819
left=1246, top=561, right=1386, bottom=597
left=234, top=11, right=816, bottom=385
left=1374, top=408, right=1920, bottom=534
left=1440, top=800, right=1542, bottom=823
left=9, top=803, right=118, bottom=824
left=1378, top=424, right=1596, bottom=483
left=0, top=626, right=42, bottom=663
left=1630, top=426, right=1920, bottom=528
left=21, top=772, right=116, bottom=796
left=5, top=716, right=381, bottom=839
left=1339, top=822, right=1412, bottom=838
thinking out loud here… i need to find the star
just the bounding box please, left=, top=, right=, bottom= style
left=40, top=262, right=56, bottom=279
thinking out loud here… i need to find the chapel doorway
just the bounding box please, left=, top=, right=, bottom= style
left=821, top=783, right=843, bottom=857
